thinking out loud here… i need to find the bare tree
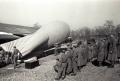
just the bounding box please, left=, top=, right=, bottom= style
left=104, top=20, right=115, bottom=34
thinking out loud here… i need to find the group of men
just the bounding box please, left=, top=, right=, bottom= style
left=0, top=46, right=22, bottom=69
left=95, top=34, right=120, bottom=67
left=53, top=40, right=88, bottom=80
left=53, top=34, right=120, bottom=80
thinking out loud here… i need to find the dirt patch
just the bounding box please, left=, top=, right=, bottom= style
left=0, top=55, right=120, bottom=81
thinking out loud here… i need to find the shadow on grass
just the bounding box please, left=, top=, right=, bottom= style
left=0, top=62, right=8, bottom=68
left=92, top=59, right=111, bottom=67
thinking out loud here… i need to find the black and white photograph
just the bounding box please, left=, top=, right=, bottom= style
left=0, top=0, right=120, bottom=81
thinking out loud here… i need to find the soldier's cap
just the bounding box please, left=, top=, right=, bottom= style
left=67, top=43, right=70, bottom=46
left=54, top=43, right=59, bottom=46
left=62, top=49, right=66, bottom=52
left=72, top=44, right=77, bottom=47
left=68, top=36, right=72, bottom=39
left=67, top=43, right=72, bottom=46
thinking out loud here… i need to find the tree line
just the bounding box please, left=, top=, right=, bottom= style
left=70, top=20, right=120, bottom=41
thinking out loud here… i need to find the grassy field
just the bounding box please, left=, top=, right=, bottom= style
left=0, top=55, right=120, bottom=81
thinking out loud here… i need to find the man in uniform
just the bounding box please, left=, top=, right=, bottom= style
left=54, top=57, right=62, bottom=73
left=66, top=43, right=73, bottom=75
left=103, top=37, right=109, bottom=62
left=54, top=49, right=67, bottom=80
left=77, top=40, right=88, bottom=70
left=88, top=43, right=94, bottom=62
left=0, top=51, right=3, bottom=63
left=107, top=34, right=117, bottom=67
left=54, top=43, right=59, bottom=56
left=54, top=55, right=62, bottom=80
left=12, top=46, right=22, bottom=69
left=117, top=32, right=120, bottom=63
left=0, top=46, right=5, bottom=63
left=4, top=52, right=10, bottom=64
left=71, top=43, right=78, bottom=76
left=82, top=40, right=89, bottom=65
left=93, top=40, right=98, bottom=59
left=68, top=36, right=72, bottom=43
left=97, top=38, right=105, bottom=66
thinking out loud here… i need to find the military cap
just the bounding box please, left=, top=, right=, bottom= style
left=72, top=43, right=77, bottom=47
left=54, top=43, right=59, bottom=46
left=68, top=36, right=72, bottom=39
left=67, top=42, right=72, bottom=46
left=62, top=49, right=66, bottom=52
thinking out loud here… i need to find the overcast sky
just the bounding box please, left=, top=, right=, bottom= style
left=0, top=0, right=120, bottom=30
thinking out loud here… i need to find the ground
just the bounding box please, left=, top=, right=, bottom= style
left=0, top=55, right=120, bottom=81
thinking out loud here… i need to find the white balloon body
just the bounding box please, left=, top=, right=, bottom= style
left=0, top=21, right=70, bottom=57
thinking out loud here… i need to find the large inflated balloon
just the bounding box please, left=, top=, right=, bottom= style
left=1, top=21, right=70, bottom=57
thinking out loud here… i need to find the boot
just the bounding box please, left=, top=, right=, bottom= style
left=98, top=61, right=102, bottom=67
left=71, top=73, right=76, bottom=76
left=111, top=61, right=114, bottom=68
left=55, top=77, right=60, bottom=80
left=77, top=66, right=81, bottom=72
left=108, top=61, right=114, bottom=68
